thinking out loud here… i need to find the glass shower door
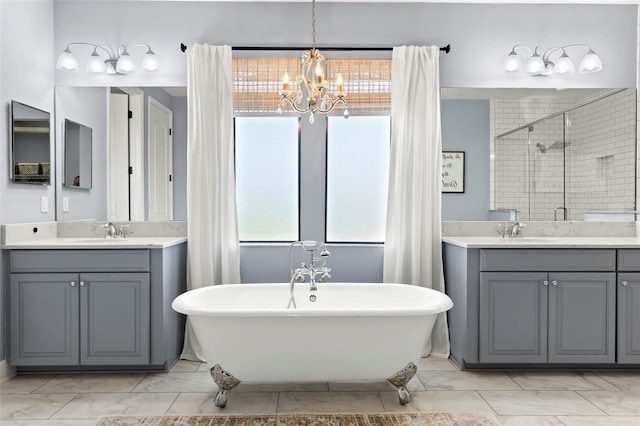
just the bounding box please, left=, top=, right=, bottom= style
left=493, top=128, right=530, bottom=220
left=528, top=115, right=566, bottom=221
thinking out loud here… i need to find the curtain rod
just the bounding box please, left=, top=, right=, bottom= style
left=179, top=43, right=451, bottom=54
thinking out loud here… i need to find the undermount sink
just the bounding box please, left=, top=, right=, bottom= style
left=498, top=237, right=559, bottom=242
left=71, top=238, right=130, bottom=243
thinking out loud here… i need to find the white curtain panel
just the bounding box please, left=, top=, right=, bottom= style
left=384, top=45, right=450, bottom=357
left=182, top=44, right=242, bottom=361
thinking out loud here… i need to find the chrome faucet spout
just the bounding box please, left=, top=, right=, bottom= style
left=287, top=241, right=332, bottom=308
left=103, top=222, right=117, bottom=238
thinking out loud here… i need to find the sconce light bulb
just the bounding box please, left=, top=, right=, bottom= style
left=525, top=48, right=545, bottom=75
left=579, top=49, right=603, bottom=74
left=503, top=50, right=522, bottom=73
left=86, top=50, right=106, bottom=73
left=141, top=49, right=159, bottom=72
left=554, top=52, right=575, bottom=75
left=116, top=48, right=136, bottom=74
left=56, top=48, right=79, bottom=71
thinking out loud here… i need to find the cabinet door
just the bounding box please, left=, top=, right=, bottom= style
left=618, top=273, right=640, bottom=364
left=480, top=272, right=548, bottom=363
left=9, top=273, right=79, bottom=366
left=79, top=273, right=150, bottom=365
left=548, top=272, right=615, bottom=363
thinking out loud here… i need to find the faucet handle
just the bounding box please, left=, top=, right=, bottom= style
left=116, top=224, right=130, bottom=238
left=512, top=222, right=526, bottom=237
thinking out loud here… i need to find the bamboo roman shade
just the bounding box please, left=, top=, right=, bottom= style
left=233, top=57, right=391, bottom=114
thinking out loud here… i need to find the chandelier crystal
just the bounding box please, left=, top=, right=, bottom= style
left=278, top=0, right=348, bottom=123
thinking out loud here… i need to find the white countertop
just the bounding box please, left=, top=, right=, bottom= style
left=2, top=237, right=187, bottom=249
left=442, top=236, right=640, bottom=248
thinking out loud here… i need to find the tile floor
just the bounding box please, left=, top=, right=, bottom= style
left=0, top=357, right=639, bottom=425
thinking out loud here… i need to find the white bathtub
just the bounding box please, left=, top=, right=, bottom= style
left=172, top=282, right=453, bottom=406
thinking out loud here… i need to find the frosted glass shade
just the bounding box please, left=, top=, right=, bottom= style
left=86, top=51, right=106, bottom=73
left=503, top=52, right=522, bottom=73
left=56, top=48, right=79, bottom=71
left=579, top=50, right=603, bottom=73
left=525, top=52, right=545, bottom=75
left=554, top=53, right=575, bottom=75
left=116, top=51, right=136, bottom=74
left=141, top=51, right=159, bottom=71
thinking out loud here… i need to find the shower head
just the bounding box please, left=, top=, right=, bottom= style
left=535, top=143, right=547, bottom=153
left=548, top=140, right=571, bottom=150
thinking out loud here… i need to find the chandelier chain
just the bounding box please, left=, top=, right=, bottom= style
left=311, top=0, right=316, bottom=49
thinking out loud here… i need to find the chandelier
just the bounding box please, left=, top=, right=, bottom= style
left=278, top=0, right=348, bottom=124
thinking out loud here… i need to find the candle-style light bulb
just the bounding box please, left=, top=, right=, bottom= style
left=315, top=63, right=323, bottom=83
left=336, top=73, right=343, bottom=95
left=283, top=72, right=290, bottom=92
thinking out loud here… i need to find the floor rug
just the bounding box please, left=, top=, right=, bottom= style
left=97, top=412, right=500, bottom=426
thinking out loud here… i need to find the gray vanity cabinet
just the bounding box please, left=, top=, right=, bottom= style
left=616, top=273, right=640, bottom=363
left=479, top=251, right=616, bottom=364
left=480, top=271, right=615, bottom=364
left=616, top=250, right=640, bottom=363
left=10, top=272, right=150, bottom=366
left=479, top=272, right=548, bottom=363
left=547, top=272, right=615, bottom=364
left=80, top=273, right=150, bottom=365
left=7, top=245, right=186, bottom=371
left=445, top=246, right=619, bottom=367
left=9, top=273, right=79, bottom=365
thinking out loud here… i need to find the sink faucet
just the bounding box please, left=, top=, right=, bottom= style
left=103, top=222, right=117, bottom=239
left=287, top=241, right=331, bottom=308
left=499, top=222, right=526, bottom=238
left=509, top=222, right=526, bottom=238
left=102, top=222, right=130, bottom=239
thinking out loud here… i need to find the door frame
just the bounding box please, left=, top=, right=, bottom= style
left=147, top=96, right=174, bottom=220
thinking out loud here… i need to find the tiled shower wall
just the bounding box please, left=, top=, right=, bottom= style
left=566, top=90, right=636, bottom=218
left=490, top=97, right=575, bottom=220
left=491, top=90, right=636, bottom=221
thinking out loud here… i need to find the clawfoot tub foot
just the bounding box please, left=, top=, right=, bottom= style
left=387, top=362, right=417, bottom=405
left=210, top=364, right=241, bottom=408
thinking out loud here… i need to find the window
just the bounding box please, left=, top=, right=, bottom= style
left=235, top=117, right=299, bottom=241
left=326, top=116, right=390, bottom=243
left=233, top=57, right=391, bottom=244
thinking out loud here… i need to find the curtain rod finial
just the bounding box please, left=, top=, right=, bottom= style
left=180, top=43, right=187, bottom=52
left=441, top=44, right=451, bottom=54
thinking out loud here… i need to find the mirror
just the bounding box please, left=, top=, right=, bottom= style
left=63, top=119, right=92, bottom=189
left=10, top=100, right=51, bottom=185
left=54, top=86, right=186, bottom=222
left=441, top=87, right=636, bottom=221
left=54, top=86, right=635, bottom=222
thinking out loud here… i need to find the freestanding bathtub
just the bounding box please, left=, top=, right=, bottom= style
left=171, top=282, right=453, bottom=407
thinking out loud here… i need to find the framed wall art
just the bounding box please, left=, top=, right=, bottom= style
left=442, top=151, right=465, bottom=193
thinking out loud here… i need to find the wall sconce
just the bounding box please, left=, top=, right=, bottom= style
left=56, top=42, right=159, bottom=75
left=503, top=44, right=602, bottom=76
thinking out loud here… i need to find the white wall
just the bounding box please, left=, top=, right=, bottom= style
left=0, top=0, right=54, bottom=369
left=55, top=86, right=108, bottom=220
left=53, top=2, right=637, bottom=89
left=1, top=0, right=55, bottom=224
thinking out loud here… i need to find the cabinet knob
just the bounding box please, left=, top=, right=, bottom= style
left=552, top=280, right=558, bottom=286
left=70, top=281, right=77, bottom=287
left=543, top=280, right=549, bottom=286
left=80, top=281, right=86, bottom=287
left=622, top=281, right=629, bottom=287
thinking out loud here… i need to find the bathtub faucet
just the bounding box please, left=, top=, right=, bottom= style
left=287, top=241, right=331, bottom=308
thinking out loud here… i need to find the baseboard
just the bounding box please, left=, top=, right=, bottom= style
left=0, top=360, right=16, bottom=382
